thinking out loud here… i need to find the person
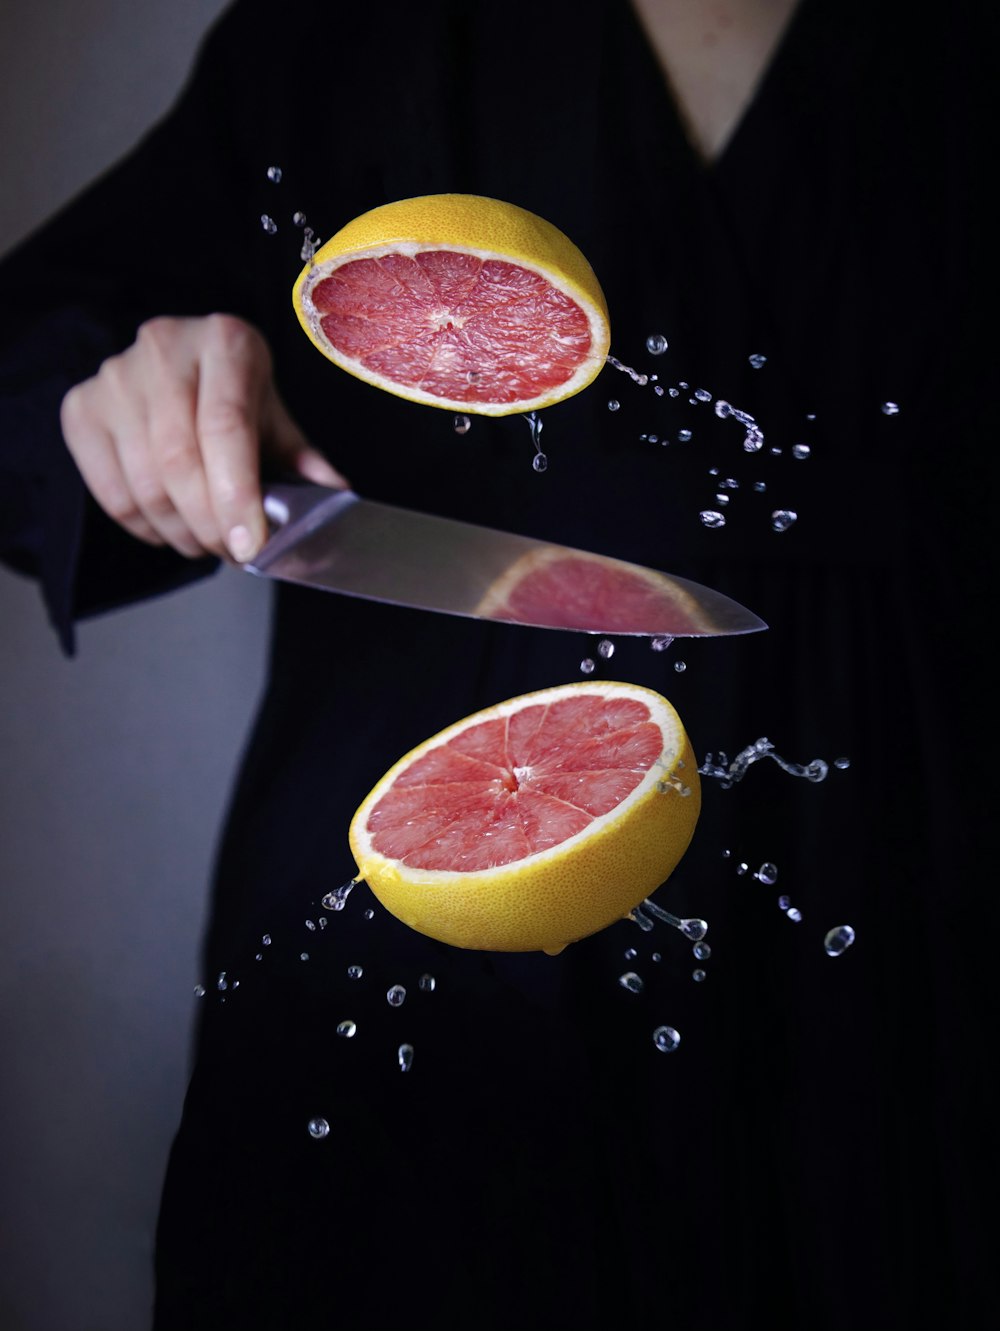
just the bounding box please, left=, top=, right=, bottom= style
left=1, top=0, right=995, bottom=1326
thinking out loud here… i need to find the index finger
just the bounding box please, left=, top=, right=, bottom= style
left=194, top=316, right=270, bottom=562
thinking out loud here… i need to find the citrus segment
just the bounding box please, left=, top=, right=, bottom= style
left=293, top=195, right=611, bottom=416
left=349, top=682, right=701, bottom=954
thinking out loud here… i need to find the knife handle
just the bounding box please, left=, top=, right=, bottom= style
left=250, top=483, right=359, bottom=574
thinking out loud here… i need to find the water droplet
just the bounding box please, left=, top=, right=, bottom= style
left=418, top=973, right=436, bottom=992
left=387, top=984, right=407, bottom=1007
left=646, top=434, right=659, bottom=444
left=262, top=934, right=272, bottom=946
left=453, top=414, right=471, bottom=434
left=300, top=952, right=309, bottom=961
left=650, top=635, right=673, bottom=652
left=778, top=895, right=791, bottom=910
left=364, top=908, right=375, bottom=920
left=679, top=917, right=708, bottom=942
left=292, top=210, right=307, bottom=226
left=305, top=919, right=316, bottom=931
left=654, top=385, right=665, bottom=396
left=714, top=494, right=730, bottom=506
left=532, top=452, right=548, bottom=473
left=824, top=925, right=856, bottom=957
left=693, top=944, right=711, bottom=962
left=771, top=509, right=798, bottom=532
left=347, top=964, right=363, bottom=979
left=677, top=428, right=692, bottom=442
left=398, top=1043, right=414, bottom=1072
left=597, top=639, right=615, bottom=659
left=673, top=660, right=687, bottom=674
left=834, top=756, right=851, bottom=770
left=629, top=905, right=655, bottom=932
left=748, top=353, right=767, bottom=369
left=653, top=1026, right=681, bottom=1052
left=580, top=657, right=596, bottom=675
left=792, top=443, right=811, bottom=460
left=255, top=953, right=263, bottom=961
left=607, top=399, right=620, bottom=412
left=722, top=848, right=732, bottom=859
left=193, top=984, right=205, bottom=997
left=700, top=511, right=726, bottom=529
left=714, top=400, right=733, bottom=419
left=322, top=879, right=357, bottom=912
left=624, top=947, right=638, bottom=960
left=300, top=226, right=320, bottom=262
left=645, top=333, right=669, bottom=355
left=694, top=389, right=712, bottom=403
left=752, top=480, right=767, bottom=492
left=307, top=1117, right=330, bottom=1139
left=266, top=165, right=282, bottom=183
left=668, top=387, right=680, bottom=398
left=619, top=972, right=644, bottom=993
left=719, top=477, right=739, bottom=490
left=881, top=401, right=900, bottom=415
left=757, top=862, right=779, bottom=885
left=769, top=446, right=782, bottom=456
left=692, top=968, right=707, bottom=983
left=216, top=971, right=228, bottom=992
left=743, top=425, right=765, bottom=452
left=651, top=952, right=662, bottom=963
left=318, top=917, right=327, bottom=929
left=336, top=1020, right=357, bottom=1038
left=260, top=214, right=277, bottom=234
left=736, top=862, right=749, bottom=876
left=786, top=907, right=803, bottom=923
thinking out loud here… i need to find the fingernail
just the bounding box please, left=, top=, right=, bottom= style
left=228, top=524, right=258, bottom=562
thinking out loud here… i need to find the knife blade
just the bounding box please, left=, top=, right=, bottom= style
left=245, top=482, right=766, bottom=638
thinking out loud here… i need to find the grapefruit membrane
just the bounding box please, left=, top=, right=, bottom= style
left=293, top=194, right=611, bottom=416
left=349, top=681, right=701, bottom=954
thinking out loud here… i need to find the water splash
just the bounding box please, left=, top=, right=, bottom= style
left=699, top=738, right=829, bottom=788
left=641, top=897, right=708, bottom=941
left=606, top=354, right=649, bottom=386
left=524, top=411, right=548, bottom=472
left=322, top=879, right=357, bottom=912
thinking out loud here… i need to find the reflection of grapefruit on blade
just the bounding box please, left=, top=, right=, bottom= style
left=349, top=681, right=701, bottom=955
left=293, top=194, right=610, bottom=415
left=474, top=546, right=716, bottom=635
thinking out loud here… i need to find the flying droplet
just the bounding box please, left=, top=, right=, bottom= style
left=650, top=635, right=673, bottom=652
left=673, top=660, right=686, bottom=673
left=260, top=214, right=277, bottom=234
left=532, top=452, right=548, bottom=473
left=757, top=862, right=779, bottom=885
left=597, top=639, right=615, bottom=659
left=752, top=481, right=767, bottom=492
left=193, top=984, right=205, bottom=997
left=292, top=210, right=307, bottom=226
left=881, top=401, right=900, bottom=415
left=453, top=414, right=471, bottom=434
left=692, top=968, right=707, bottom=982
left=778, top=895, right=791, bottom=911
left=619, top=972, right=644, bottom=993
left=792, top=444, right=811, bottom=460
left=786, top=907, right=803, bottom=923
left=336, top=1020, right=357, bottom=1038
left=347, top=965, right=363, bottom=979
left=645, top=333, right=669, bottom=355
left=262, top=934, right=272, bottom=946
left=771, top=509, right=798, bottom=532
left=608, top=399, right=621, bottom=412
left=700, top=511, right=726, bottom=528
left=266, top=165, right=283, bottom=183
left=748, top=353, right=767, bottom=368
left=694, top=389, right=712, bottom=402
left=677, top=428, right=692, bottom=442
left=364, top=908, right=374, bottom=920
left=300, top=952, right=309, bottom=961
left=679, top=917, right=708, bottom=942
left=216, top=971, right=228, bottom=992
left=387, top=984, right=407, bottom=1007
left=305, top=920, right=316, bottom=931
left=580, top=658, right=596, bottom=675
left=307, top=1117, right=330, bottom=1139
left=624, top=947, right=638, bottom=960
left=418, top=973, right=436, bottom=992
left=834, top=756, right=851, bottom=770
left=824, top=925, right=856, bottom=957
left=398, top=1043, right=415, bottom=1072
left=653, top=1026, right=681, bottom=1052
left=714, top=400, right=732, bottom=419
left=693, top=942, right=711, bottom=961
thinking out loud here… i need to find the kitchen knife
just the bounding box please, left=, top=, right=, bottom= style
left=245, top=482, right=766, bottom=638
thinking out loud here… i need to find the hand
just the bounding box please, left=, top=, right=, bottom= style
left=59, top=313, right=347, bottom=563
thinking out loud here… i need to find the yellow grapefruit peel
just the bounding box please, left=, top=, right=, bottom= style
left=293, top=194, right=610, bottom=416
left=348, top=681, right=700, bottom=955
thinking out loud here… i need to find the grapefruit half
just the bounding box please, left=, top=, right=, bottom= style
left=293, top=194, right=610, bottom=416
left=348, top=681, right=700, bottom=954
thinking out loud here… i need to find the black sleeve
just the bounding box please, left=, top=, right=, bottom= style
left=0, top=1, right=272, bottom=654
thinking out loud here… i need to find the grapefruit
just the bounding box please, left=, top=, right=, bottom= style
left=475, top=546, right=717, bottom=635
left=293, top=194, right=610, bottom=415
left=348, top=681, right=700, bottom=954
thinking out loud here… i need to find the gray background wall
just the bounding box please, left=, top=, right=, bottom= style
left=0, top=4, right=271, bottom=1328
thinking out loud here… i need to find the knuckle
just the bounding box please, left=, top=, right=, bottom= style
left=205, top=313, right=268, bottom=367
left=136, top=316, right=181, bottom=351
left=103, top=487, right=141, bottom=525
left=130, top=473, right=172, bottom=517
